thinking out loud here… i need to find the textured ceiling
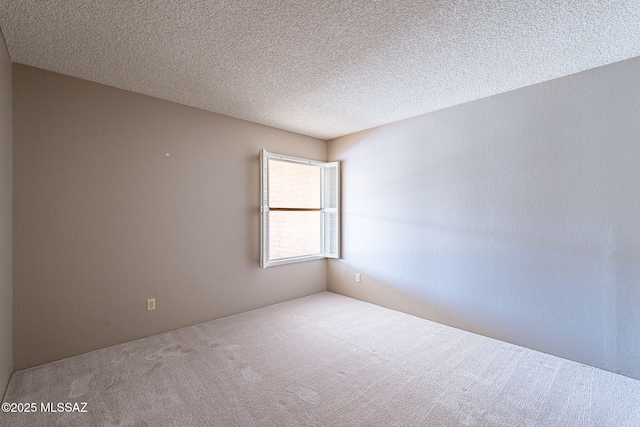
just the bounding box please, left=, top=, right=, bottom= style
left=1, top=1, right=639, bottom=140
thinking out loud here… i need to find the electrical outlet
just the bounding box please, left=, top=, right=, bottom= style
left=356, top=273, right=361, bottom=283
left=147, top=298, right=156, bottom=311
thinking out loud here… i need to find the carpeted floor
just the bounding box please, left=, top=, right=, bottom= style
left=1, top=291, right=639, bottom=426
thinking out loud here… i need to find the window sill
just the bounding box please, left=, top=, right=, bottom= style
left=262, top=254, right=325, bottom=269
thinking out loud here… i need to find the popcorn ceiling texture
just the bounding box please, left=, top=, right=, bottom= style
left=0, top=0, right=639, bottom=139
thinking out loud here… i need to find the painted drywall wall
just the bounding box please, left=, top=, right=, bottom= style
left=12, top=64, right=327, bottom=370
left=328, top=56, right=640, bottom=379
left=0, top=31, right=12, bottom=395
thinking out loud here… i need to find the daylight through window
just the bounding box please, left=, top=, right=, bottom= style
left=260, top=149, right=339, bottom=268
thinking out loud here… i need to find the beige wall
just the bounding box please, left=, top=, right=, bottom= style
left=328, top=56, right=640, bottom=379
left=12, top=64, right=327, bottom=370
left=0, top=31, right=12, bottom=395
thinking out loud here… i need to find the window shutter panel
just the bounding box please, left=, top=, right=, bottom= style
left=323, top=162, right=340, bottom=258
left=260, top=149, right=270, bottom=268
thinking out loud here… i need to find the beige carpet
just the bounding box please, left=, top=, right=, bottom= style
left=2, top=291, right=639, bottom=426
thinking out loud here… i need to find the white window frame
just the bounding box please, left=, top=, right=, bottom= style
left=260, top=149, right=340, bottom=268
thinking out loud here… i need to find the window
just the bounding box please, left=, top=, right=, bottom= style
left=260, top=149, right=340, bottom=268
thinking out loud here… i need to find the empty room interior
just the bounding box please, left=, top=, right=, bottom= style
left=1, top=1, right=640, bottom=426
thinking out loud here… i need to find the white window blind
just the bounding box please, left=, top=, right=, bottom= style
left=260, top=149, right=340, bottom=268
left=323, top=161, right=340, bottom=258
